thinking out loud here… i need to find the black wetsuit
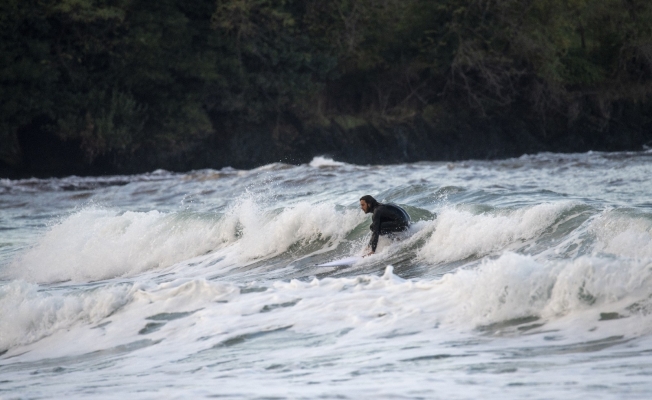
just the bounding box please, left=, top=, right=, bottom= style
left=368, top=203, right=410, bottom=252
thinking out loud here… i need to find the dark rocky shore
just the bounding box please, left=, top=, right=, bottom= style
left=4, top=110, right=651, bottom=179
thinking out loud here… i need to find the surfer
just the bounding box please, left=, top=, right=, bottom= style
left=359, top=195, right=410, bottom=255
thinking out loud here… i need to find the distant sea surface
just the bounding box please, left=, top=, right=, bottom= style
left=2, top=152, right=652, bottom=399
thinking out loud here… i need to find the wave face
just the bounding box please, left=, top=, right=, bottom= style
left=2, top=152, right=652, bottom=399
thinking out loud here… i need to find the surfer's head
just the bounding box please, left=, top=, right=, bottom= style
left=359, top=195, right=378, bottom=214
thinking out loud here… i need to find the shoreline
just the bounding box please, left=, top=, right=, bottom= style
left=2, top=112, right=651, bottom=179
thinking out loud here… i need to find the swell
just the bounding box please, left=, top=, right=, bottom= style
left=3, top=198, right=365, bottom=283
left=5, top=253, right=652, bottom=357
left=5, top=190, right=652, bottom=286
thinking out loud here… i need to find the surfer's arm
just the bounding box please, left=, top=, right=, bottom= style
left=368, top=232, right=379, bottom=253
left=368, top=211, right=381, bottom=252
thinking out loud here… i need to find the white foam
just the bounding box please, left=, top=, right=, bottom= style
left=419, top=202, right=577, bottom=263
left=0, top=277, right=241, bottom=354
left=6, top=253, right=652, bottom=375
left=7, top=208, right=227, bottom=283
left=590, top=209, right=652, bottom=259
left=309, top=156, right=346, bottom=168
left=437, top=252, right=652, bottom=332
left=0, top=280, right=132, bottom=350
left=7, top=199, right=365, bottom=283
left=437, top=253, right=555, bottom=326
left=214, top=197, right=365, bottom=262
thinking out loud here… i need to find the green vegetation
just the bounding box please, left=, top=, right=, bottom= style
left=2, top=0, right=652, bottom=170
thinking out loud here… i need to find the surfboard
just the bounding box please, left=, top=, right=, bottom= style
left=315, top=256, right=362, bottom=267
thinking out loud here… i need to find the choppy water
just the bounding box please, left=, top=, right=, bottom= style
left=2, top=152, right=652, bottom=399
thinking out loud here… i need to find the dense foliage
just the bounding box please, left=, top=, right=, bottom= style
left=2, top=0, right=652, bottom=168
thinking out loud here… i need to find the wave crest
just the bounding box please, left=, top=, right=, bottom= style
left=419, top=202, right=578, bottom=263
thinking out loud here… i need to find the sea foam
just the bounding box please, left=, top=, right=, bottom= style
left=213, top=197, right=365, bottom=262
left=590, top=209, right=652, bottom=259
left=7, top=200, right=365, bottom=283
left=7, top=208, right=226, bottom=283
left=0, top=281, right=132, bottom=350
left=437, top=252, right=652, bottom=332
left=419, top=202, right=578, bottom=263
left=309, top=156, right=347, bottom=168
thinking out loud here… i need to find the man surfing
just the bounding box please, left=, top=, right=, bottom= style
left=359, top=195, right=410, bottom=255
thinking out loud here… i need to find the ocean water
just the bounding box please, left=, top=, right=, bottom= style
left=2, top=152, right=652, bottom=399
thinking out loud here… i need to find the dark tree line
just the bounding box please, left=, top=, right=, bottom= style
left=2, top=0, right=652, bottom=171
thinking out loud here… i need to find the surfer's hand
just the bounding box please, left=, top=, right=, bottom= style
left=363, top=251, right=374, bottom=257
